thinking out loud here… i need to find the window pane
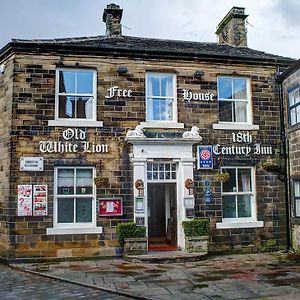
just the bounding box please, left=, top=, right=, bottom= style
left=295, top=89, right=300, bottom=104
left=233, top=79, right=247, bottom=99
left=289, top=92, right=295, bottom=106
left=222, top=169, right=237, bottom=192
left=58, top=169, right=74, bottom=195
left=147, top=98, right=173, bottom=121
left=291, top=108, right=296, bottom=126
left=222, top=195, right=236, bottom=218
left=238, top=169, right=252, bottom=192
left=218, top=77, right=232, bottom=99
left=77, top=71, right=93, bottom=94
left=59, top=71, right=75, bottom=93
left=76, top=96, right=93, bottom=119
left=296, top=106, right=300, bottom=125
left=219, top=101, right=233, bottom=122
left=234, top=102, right=247, bottom=122
left=147, top=75, right=160, bottom=97
left=160, top=75, right=173, bottom=97
left=237, top=195, right=252, bottom=217
left=296, top=199, right=300, bottom=217
left=57, top=198, right=74, bottom=223
left=76, top=198, right=92, bottom=222
left=59, top=96, right=76, bottom=118
left=76, top=169, right=93, bottom=195
left=295, top=181, right=300, bottom=197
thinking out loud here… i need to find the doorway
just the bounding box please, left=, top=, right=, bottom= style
left=148, top=183, right=177, bottom=250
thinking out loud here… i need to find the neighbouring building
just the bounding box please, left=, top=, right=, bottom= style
left=279, top=59, right=300, bottom=253
left=0, top=4, right=294, bottom=260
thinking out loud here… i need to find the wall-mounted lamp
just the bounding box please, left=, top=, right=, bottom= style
left=0, top=63, right=6, bottom=75
left=117, top=66, right=128, bottom=75
left=193, top=70, right=205, bottom=79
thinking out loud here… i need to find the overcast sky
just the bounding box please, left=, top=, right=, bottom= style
left=0, top=0, right=299, bottom=59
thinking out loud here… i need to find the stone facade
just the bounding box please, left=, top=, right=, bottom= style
left=281, top=62, right=300, bottom=253
left=0, top=4, right=294, bottom=260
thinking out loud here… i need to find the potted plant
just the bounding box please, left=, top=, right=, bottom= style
left=215, top=171, right=230, bottom=182
left=116, top=222, right=147, bottom=255
left=261, top=159, right=281, bottom=172
left=182, top=218, right=210, bottom=253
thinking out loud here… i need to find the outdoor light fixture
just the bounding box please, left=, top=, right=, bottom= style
left=193, top=70, right=205, bottom=78
left=117, top=66, right=128, bottom=74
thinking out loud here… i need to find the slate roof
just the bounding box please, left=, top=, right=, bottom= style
left=0, top=35, right=294, bottom=65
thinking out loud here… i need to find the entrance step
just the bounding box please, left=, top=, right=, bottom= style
left=125, top=251, right=207, bottom=264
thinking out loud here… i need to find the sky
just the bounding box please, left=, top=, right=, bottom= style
left=0, top=0, right=299, bottom=59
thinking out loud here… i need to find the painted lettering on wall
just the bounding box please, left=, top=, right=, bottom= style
left=182, top=89, right=214, bottom=102
left=39, top=128, right=109, bottom=154
left=212, top=131, right=273, bottom=156
left=105, top=86, right=132, bottom=99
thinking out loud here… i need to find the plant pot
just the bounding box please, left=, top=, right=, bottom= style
left=124, top=237, right=148, bottom=255
left=185, top=236, right=209, bottom=253
left=215, top=172, right=230, bottom=182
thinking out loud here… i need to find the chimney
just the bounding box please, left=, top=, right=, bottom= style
left=215, top=7, right=248, bottom=47
left=102, top=3, right=123, bottom=38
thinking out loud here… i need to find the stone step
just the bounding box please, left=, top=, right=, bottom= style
left=124, top=250, right=207, bottom=264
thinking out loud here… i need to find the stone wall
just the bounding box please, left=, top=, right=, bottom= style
left=282, top=68, right=300, bottom=253
left=2, top=52, right=287, bottom=258
left=0, top=55, right=14, bottom=256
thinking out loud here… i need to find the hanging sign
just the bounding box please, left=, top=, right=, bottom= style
left=197, top=145, right=213, bottom=169
left=17, top=185, right=33, bottom=216
left=33, top=185, right=47, bottom=216
left=98, top=198, right=123, bottom=216
left=20, top=157, right=44, bottom=171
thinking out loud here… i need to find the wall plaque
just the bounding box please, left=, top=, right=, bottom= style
left=20, top=157, right=44, bottom=171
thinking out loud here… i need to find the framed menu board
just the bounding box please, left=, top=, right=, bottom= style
left=98, top=198, right=123, bottom=216
left=33, top=185, right=47, bottom=216
left=17, top=185, right=33, bottom=216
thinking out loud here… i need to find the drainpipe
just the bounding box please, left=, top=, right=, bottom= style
left=276, top=67, right=291, bottom=251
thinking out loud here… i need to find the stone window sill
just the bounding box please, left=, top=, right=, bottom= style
left=46, top=227, right=103, bottom=235
left=213, top=123, right=259, bottom=131
left=216, top=221, right=264, bottom=229
left=48, top=120, right=103, bottom=128
left=140, top=122, right=185, bottom=129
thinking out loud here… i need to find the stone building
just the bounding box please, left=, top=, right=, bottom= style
left=279, top=60, right=300, bottom=253
left=0, top=4, right=294, bottom=260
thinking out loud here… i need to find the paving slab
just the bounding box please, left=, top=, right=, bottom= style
left=12, top=252, right=300, bottom=299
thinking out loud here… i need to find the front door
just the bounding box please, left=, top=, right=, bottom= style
left=148, top=183, right=177, bottom=247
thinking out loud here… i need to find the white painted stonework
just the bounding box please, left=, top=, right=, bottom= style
left=126, top=126, right=202, bottom=250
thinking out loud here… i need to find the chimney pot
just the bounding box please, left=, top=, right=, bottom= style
left=215, top=7, right=248, bottom=47
left=102, top=3, right=123, bottom=38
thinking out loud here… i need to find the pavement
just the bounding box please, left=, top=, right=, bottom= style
left=10, top=252, right=300, bottom=300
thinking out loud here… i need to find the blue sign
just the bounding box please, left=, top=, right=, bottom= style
left=197, top=145, right=213, bottom=169
left=204, top=179, right=212, bottom=203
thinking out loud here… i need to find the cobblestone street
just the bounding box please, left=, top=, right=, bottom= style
left=7, top=253, right=300, bottom=300
left=0, top=264, right=132, bottom=299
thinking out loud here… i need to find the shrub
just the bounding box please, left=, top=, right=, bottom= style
left=182, top=218, right=210, bottom=237
left=116, top=222, right=146, bottom=244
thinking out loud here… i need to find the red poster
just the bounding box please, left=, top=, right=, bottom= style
left=98, top=198, right=123, bottom=216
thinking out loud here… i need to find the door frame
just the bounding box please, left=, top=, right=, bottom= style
left=129, top=140, right=196, bottom=249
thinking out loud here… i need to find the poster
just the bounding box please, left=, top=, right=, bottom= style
left=98, top=198, right=123, bottom=216
left=17, top=185, right=33, bottom=216
left=33, top=185, right=47, bottom=216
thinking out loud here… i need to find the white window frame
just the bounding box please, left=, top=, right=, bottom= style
left=47, top=166, right=102, bottom=235
left=48, top=68, right=103, bottom=127
left=216, top=166, right=263, bottom=229
left=293, top=180, right=300, bottom=218
left=143, top=72, right=181, bottom=128
left=213, top=76, right=259, bottom=131
left=288, top=85, right=300, bottom=127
